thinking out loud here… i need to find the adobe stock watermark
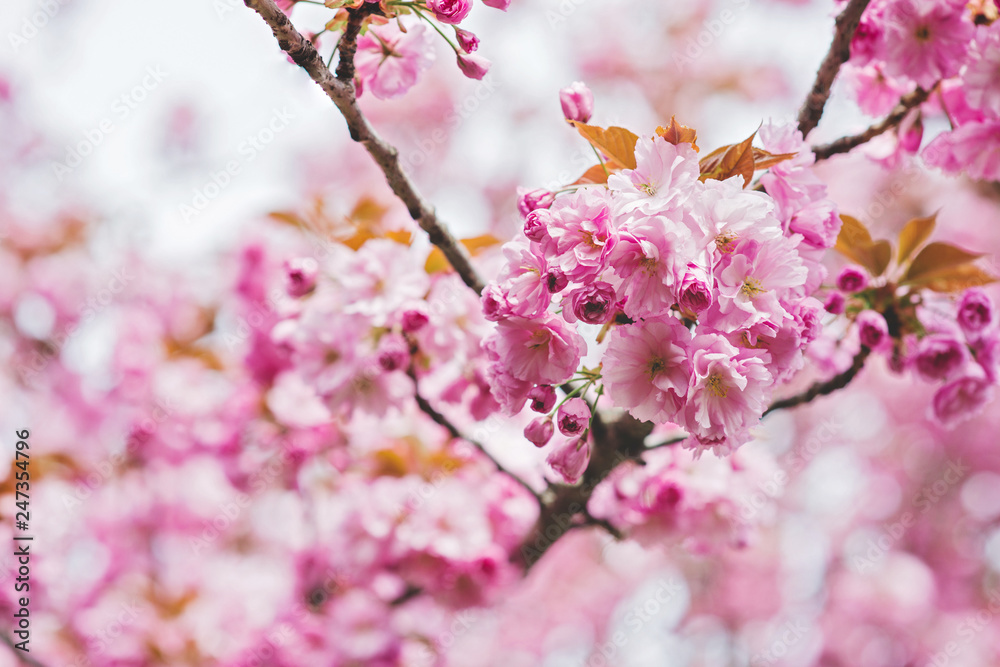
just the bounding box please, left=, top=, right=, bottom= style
left=8, top=0, right=69, bottom=52
left=16, top=266, right=135, bottom=386
left=850, top=458, right=968, bottom=573
left=925, top=587, right=1000, bottom=667
left=673, top=0, right=751, bottom=71
left=586, top=578, right=684, bottom=667
left=738, top=416, right=841, bottom=521
left=51, top=67, right=169, bottom=182
left=750, top=619, right=810, bottom=666
left=178, top=107, right=295, bottom=224
left=401, top=74, right=501, bottom=170
left=60, top=397, right=176, bottom=512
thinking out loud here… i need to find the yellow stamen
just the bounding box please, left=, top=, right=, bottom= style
left=705, top=373, right=728, bottom=398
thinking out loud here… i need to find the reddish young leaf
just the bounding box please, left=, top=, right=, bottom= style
left=655, top=116, right=699, bottom=152
left=569, top=122, right=640, bottom=170
left=699, top=131, right=757, bottom=187
left=903, top=241, right=985, bottom=283
left=896, top=213, right=937, bottom=265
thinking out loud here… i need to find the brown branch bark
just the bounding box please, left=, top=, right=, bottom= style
left=512, top=414, right=653, bottom=572
left=812, top=87, right=931, bottom=160
left=243, top=0, right=487, bottom=295
left=797, top=0, right=872, bottom=139
left=762, top=346, right=871, bottom=417
left=409, top=368, right=542, bottom=504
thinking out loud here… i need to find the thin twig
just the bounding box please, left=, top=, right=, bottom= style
left=797, top=0, right=872, bottom=138
left=243, top=0, right=487, bottom=295
left=408, top=369, right=543, bottom=504
left=762, top=346, right=871, bottom=417
left=812, top=87, right=931, bottom=160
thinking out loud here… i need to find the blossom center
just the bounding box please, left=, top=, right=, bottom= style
left=914, top=25, right=930, bottom=41
left=705, top=372, right=728, bottom=398
left=647, top=357, right=666, bottom=378
left=716, top=232, right=737, bottom=254
left=638, top=182, right=657, bottom=196
left=741, top=277, right=765, bottom=297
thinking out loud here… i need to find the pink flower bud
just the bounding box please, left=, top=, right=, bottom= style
left=528, top=385, right=557, bottom=413
left=523, top=209, right=552, bottom=243
left=556, top=397, right=591, bottom=436
left=516, top=188, right=556, bottom=217
left=559, top=81, right=594, bottom=124
left=569, top=282, right=616, bottom=324
left=401, top=308, right=429, bottom=333
left=677, top=267, right=712, bottom=317
left=524, top=417, right=554, bottom=447
left=428, top=0, right=472, bottom=25
left=857, top=310, right=889, bottom=349
left=547, top=436, right=590, bottom=483
left=545, top=269, right=568, bottom=294
left=932, top=376, right=994, bottom=428
left=835, top=265, right=868, bottom=293
left=481, top=0, right=510, bottom=9
left=455, top=27, right=479, bottom=53
left=377, top=333, right=410, bottom=371
left=958, top=288, right=994, bottom=336
left=914, top=334, right=967, bottom=382
left=457, top=53, right=491, bottom=80
left=824, top=292, right=846, bottom=315
left=285, top=257, right=318, bottom=297
left=481, top=284, right=513, bottom=322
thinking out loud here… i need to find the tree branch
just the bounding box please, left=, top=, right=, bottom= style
left=812, top=87, right=931, bottom=160
left=762, top=346, right=871, bottom=417
left=243, top=0, right=487, bottom=295
left=408, top=368, right=543, bottom=504
left=797, top=0, right=872, bottom=139
left=512, top=414, right=652, bottom=572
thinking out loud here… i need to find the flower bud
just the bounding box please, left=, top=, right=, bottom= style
left=569, top=282, right=616, bottom=324
left=677, top=267, right=712, bottom=317
left=958, top=288, right=994, bottom=336
left=914, top=334, right=967, bottom=382
left=857, top=309, right=889, bottom=350
left=455, top=27, right=479, bottom=53
left=824, top=291, right=846, bottom=315
left=285, top=257, right=318, bottom=297
left=481, top=0, right=510, bottom=9
left=835, top=265, right=868, bottom=293
left=428, top=0, right=472, bottom=24
left=523, top=209, right=552, bottom=243
left=401, top=308, right=429, bottom=333
left=524, top=417, right=554, bottom=447
left=547, top=436, right=590, bottom=483
left=527, top=385, right=557, bottom=413
left=376, top=333, right=410, bottom=371
left=517, top=188, right=556, bottom=217
left=559, top=81, right=594, bottom=124
left=556, top=397, right=591, bottom=436
left=457, top=53, right=491, bottom=80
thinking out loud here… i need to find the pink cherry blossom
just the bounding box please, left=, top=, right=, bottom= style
left=490, top=314, right=586, bottom=385
left=607, top=212, right=695, bottom=320
left=603, top=315, right=692, bottom=423
left=541, top=187, right=615, bottom=282
left=957, top=287, right=995, bottom=336
left=524, top=417, right=554, bottom=446
left=681, top=334, right=772, bottom=454
left=428, top=0, right=472, bottom=25
left=609, top=136, right=700, bottom=217
left=355, top=24, right=436, bottom=100
left=882, top=0, right=974, bottom=90
left=922, top=120, right=1000, bottom=182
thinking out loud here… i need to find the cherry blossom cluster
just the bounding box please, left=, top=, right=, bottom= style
left=482, top=122, right=840, bottom=461
left=828, top=263, right=1000, bottom=427
left=279, top=0, right=503, bottom=100
left=844, top=0, right=1000, bottom=179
